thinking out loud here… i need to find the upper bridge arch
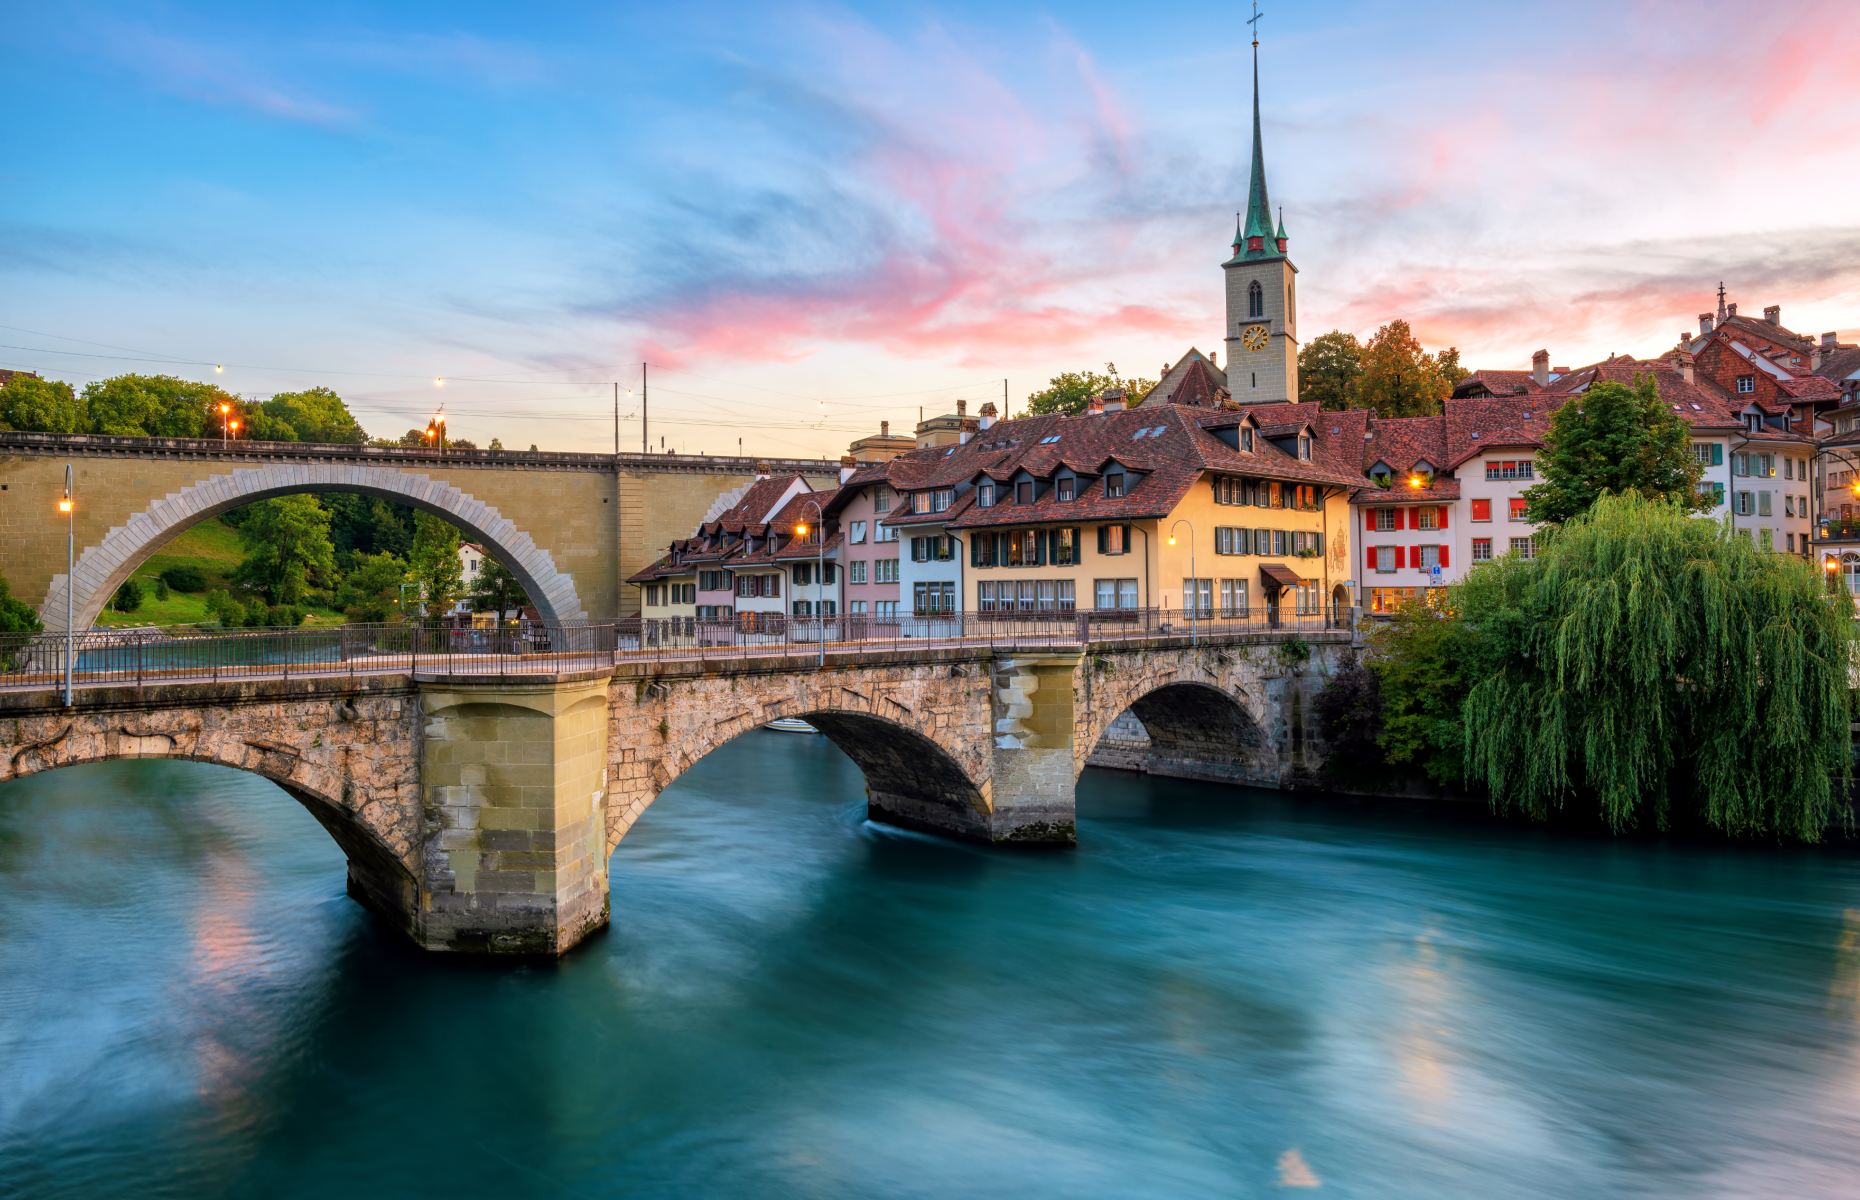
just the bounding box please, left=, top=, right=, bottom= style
left=40, top=462, right=591, bottom=632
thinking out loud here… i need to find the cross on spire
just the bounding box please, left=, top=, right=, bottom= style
left=1248, top=1, right=1264, bottom=48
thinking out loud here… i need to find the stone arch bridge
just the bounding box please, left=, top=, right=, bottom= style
left=0, top=631, right=1346, bottom=955
left=0, top=432, right=838, bottom=631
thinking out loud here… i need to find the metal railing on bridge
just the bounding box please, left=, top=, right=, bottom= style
left=0, top=606, right=1341, bottom=694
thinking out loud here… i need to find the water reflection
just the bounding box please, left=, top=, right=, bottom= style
left=1, top=740, right=1859, bottom=1198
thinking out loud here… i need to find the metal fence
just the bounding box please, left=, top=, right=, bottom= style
left=0, top=606, right=1340, bottom=693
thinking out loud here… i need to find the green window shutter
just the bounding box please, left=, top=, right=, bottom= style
left=1711, top=444, right=1723, bottom=466
left=1097, top=525, right=1108, bottom=554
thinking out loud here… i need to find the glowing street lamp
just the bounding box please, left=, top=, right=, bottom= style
left=219, top=401, right=233, bottom=443
left=795, top=499, right=827, bottom=668
left=59, top=465, right=74, bottom=706
left=1168, top=518, right=1198, bottom=645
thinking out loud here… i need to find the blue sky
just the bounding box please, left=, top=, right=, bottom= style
left=4, top=0, right=1857, bottom=456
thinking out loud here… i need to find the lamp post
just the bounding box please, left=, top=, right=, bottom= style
left=1167, top=518, right=1197, bottom=646
left=426, top=411, right=447, bottom=454
left=795, top=498, right=827, bottom=668
left=59, top=465, right=74, bottom=706
left=219, top=402, right=232, bottom=444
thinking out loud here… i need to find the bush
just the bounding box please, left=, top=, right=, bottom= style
left=153, top=578, right=170, bottom=601
left=265, top=604, right=304, bottom=628
left=159, top=565, right=207, bottom=592
left=204, top=590, right=247, bottom=627
left=111, top=580, right=144, bottom=613
left=1313, top=651, right=1384, bottom=783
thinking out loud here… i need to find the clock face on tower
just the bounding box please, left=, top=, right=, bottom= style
left=1241, top=323, right=1269, bottom=352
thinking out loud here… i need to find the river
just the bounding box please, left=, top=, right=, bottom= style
left=2, top=731, right=1858, bottom=1198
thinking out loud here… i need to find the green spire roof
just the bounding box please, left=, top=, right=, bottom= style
left=1225, top=42, right=1284, bottom=266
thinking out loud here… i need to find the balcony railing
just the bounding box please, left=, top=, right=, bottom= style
left=0, top=606, right=1344, bottom=694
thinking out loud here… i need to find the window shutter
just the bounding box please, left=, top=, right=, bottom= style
left=1395, top=508, right=1407, bottom=530
left=1438, top=545, right=1450, bottom=568
left=1711, top=444, right=1723, bottom=466
left=1365, top=509, right=1375, bottom=532
left=1437, top=506, right=1449, bottom=529
left=1096, top=525, right=1108, bottom=554
left=1395, top=546, right=1406, bottom=569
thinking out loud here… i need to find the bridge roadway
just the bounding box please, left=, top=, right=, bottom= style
left=0, top=620, right=1349, bottom=956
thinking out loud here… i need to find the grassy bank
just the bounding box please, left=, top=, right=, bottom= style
left=93, top=518, right=344, bottom=629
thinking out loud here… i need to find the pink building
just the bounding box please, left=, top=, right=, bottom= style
left=829, top=462, right=903, bottom=626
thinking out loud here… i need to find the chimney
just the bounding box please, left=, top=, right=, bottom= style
left=1699, top=313, right=1714, bottom=336
left=754, top=459, right=771, bottom=480
left=1763, top=305, right=1781, bottom=326
left=956, top=398, right=967, bottom=418
left=978, top=401, right=997, bottom=430
left=1086, top=394, right=1105, bottom=416
left=1531, top=348, right=1550, bottom=388
left=880, top=420, right=890, bottom=437
left=1816, top=331, right=1838, bottom=369
left=1726, top=302, right=1738, bottom=318
left=1824, top=332, right=1839, bottom=348
left=1673, top=346, right=1696, bottom=385
left=1102, top=391, right=1127, bottom=413
left=1210, top=350, right=1218, bottom=367
left=839, top=453, right=857, bottom=483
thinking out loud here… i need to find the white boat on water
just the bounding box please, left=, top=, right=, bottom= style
left=765, top=717, right=819, bottom=734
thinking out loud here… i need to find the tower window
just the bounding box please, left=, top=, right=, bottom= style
left=1247, top=280, right=1264, bottom=319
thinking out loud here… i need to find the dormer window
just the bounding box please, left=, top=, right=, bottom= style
left=1298, top=433, right=1312, bottom=460
left=1369, top=462, right=1392, bottom=487
left=1104, top=471, right=1127, bottom=499
left=978, top=482, right=995, bottom=508
left=1015, top=480, right=1035, bottom=504
left=1744, top=412, right=1762, bottom=433
left=1241, top=426, right=1254, bottom=452
left=1736, top=375, right=1755, bottom=394
left=1057, top=476, right=1075, bottom=502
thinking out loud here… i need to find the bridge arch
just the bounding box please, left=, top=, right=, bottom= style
left=40, top=462, right=590, bottom=632
left=0, top=715, right=422, bottom=915
left=1078, top=651, right=1274, bottom=787
left=608, top=681, right=994, bottom=852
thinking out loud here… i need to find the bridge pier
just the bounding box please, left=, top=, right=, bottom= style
left=393, top=671, right=614, bottom=954
left=982, top=654, right=1083, bottom=844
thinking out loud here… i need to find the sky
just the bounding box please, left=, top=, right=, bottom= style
left=4, top=0, right=1858, bottom=458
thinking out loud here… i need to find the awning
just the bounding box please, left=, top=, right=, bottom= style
left=1259, top=563, right=1307, bottom=591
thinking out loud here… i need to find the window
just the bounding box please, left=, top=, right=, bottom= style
left=698, top=570, right=731, bottom=591
left=1295, top=581, right=1321, bottom=616
left=1785, top=495, right=1795, bottom=518
left=1510, top=536, right=1536, bottom=560
left=1759, top=453, right=1775, bottom=477
left=1008, top=530, right=1045, bottom=566
left=1508, top=497, right=1528, bottom=521
left=875, top=558, right=900, bottom=584
left=1247, top=279, right=1264, bottom=319
left=1784, top=457, right=1795, bottom=481
left=912, top=581, right=956, bottom=615
left=978, top=483, right=995, bottom=508
left=1098, top=524, right=1130, bottom=555
left=849, top=520, right=867, bottom=544
left=1182, top=578, right=1212, bottom=617
left=1484, top=460, right=1536, bottom=481
left=849, top=560, right=867, bottom=584
left=1375, top=508, right=1398, bottom=532
left=1215, top=526, right=1243, bottom=555
left=1417, top=545, right=1441, bottom=570
left=1373, top=546, right=1396, bottom=573
left=1699, top=481, right=1725, bottom=506
left=1294, top=484, right=1319, bottom=511
left=1736, top=375, right=1755, bottom=394
left=873, top=522, right=898, bottom=543
left=910, top=489, right=954, bottom=514
left=697, top=605, right=732, bottom=621
left=1052, top=527, right=1079, bottom=566
left=1094, top=578, right=1139, bottom=610
left=1415, top=507, right=1440, bottom=531
left=792, top=599, right=812, bottom=617
left=1760, top=528, right=1774, bottom=551
left=872, top=486, right=892, bottom=513
left=1735, top=490, right=1755, bottom=516
left=1757, top=491, right=1772, bottom=517
left=1220, top=578, right=1249, bottom=615
left=874, top=600, right=899, bottom=620
left=1015, top=480, right=1035, bottom=504
left=1369, top=588, right=1422, bottom=615
left=793, top=562, right=812, bottom=586
left=1470, top=499, right=1491, bottom=522
left=979, top=580, right=1075, bottom=614
left=1057, top=477, right=1075, bottom=502
left=850, top=600, right=867, bottom=614
left=645, top=584, right=664, bottom=606
left=1104, top=472, right=1126, bottom=499
left=1298, top=434, right=1312, bottom=460
left=1472, top=538, right=1492, bottom=562
left=1040, top=435, right=1062, bottom=445
left=910, top=535, right=954, bottom=563
left=1241, top=427, right=1255, bottom=452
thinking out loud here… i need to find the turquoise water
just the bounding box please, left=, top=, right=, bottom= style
left=3, top=733, right=1859, bottom=1198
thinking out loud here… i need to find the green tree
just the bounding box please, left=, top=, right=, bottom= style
left=110, top=579, right=144, bottom=613
left=409, top=512, right=463, bottom=618
left=0, top=375, right=87, bottom=433
left=1297, top=331, right=1363, bottom=411
left=468, top=557, right=527, bottom=619
left=261, top=386, right=368, bottom=444
left=232, top=496, right=336, bottom=605
left=0, top=572, right=44, bottom=635
left=1352, top=320, right=1453, bottom=418
left=82, top=374, right=236, bottom=437
left=1461, top=492, right=1853, bottom=839
left=1025, top=364, right=1159, bottom=416
left=336, top=551, right=410, bottom=623
left=1523, top=376, right=1708, bottom=525
left=1433, top=345, right=1470, bottom=388
left=1368, top=593, right=1492, bottom=787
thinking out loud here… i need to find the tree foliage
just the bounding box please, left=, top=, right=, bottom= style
left=1311, top=651, right=1385, bottom=782
left=0, top=572, right=44, bottom=636
left=81, top=374, right=237, bottom=438
left=1367, top=593, right=1491, bottom=787
left=1523, top=376, right=1708, bottom=525
left=1025, top=364, right=1158, bottom=416
left=232, top=496, right=337, bottom=605
left=409, top=511, right=463, bottom=617
left=110, top=580, right=144, bottom=613
left=261, top=386, right=368, bottom=444
left=1352, top=320, right=1458, bottom=418
left=468, top=557, right=527, bottom=618
left=0, top=375, right=87, bottom=433
left=1298, top=331, right=1364, bottom=411
left=336, top=551, right=411, bottom=623
left=1457, top=493, right=1854, bottom=839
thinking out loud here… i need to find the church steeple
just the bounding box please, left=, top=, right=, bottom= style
left=1227, top=9, right=1283, bottom=266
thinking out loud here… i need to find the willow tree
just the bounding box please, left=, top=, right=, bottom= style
left=1461, top=492, right=1854, bottom=839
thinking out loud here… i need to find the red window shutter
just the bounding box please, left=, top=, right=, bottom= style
left=1439, top=544, right=1450, bottom=568
left=1395, top=546, right=1406, bottom=569
left=1395, top=508, right=1407, bottom=530
left=1365, top=509, right=1375, bottom=532
left=1438, top=506, right=1449, bottom=529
